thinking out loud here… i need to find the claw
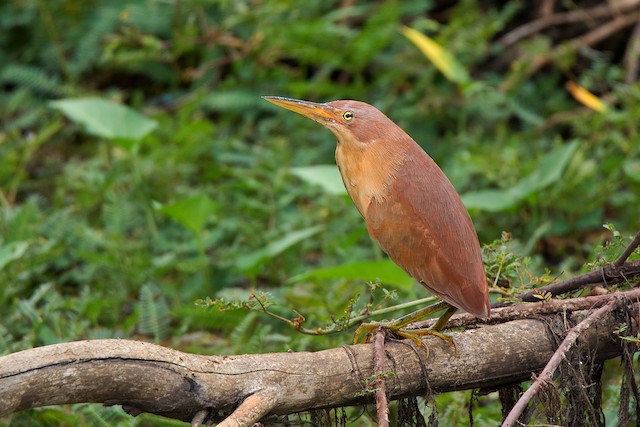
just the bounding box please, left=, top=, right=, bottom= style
left=400, top=327, right=458, bottom=356
left=353, top=322, right=456, bottom=356
left=352, top=302, right=459, bottom=352
left=353, top=322, right=383, bottom=344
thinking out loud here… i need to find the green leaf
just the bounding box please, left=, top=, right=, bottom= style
left=290, top=259, right=414, bottom=288
left=50, top=97, right=157, bottom=144
left=0, top=241, right=29, bottom=271
left=463, top=141, right=580, bottom=212
left=508, top=140, right=579, bottom=199
left=401, top=26, right=471, bottom=85
left=159, top=195, right=219, bottom=234
left=237, top=226, right=323, bottom=276
left=623, top=158, right=640, bottom=183
left=461, top=189, right=519, bottom=212
left=290, top=165, right=347, bottom=195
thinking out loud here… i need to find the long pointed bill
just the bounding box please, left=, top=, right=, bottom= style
left=262, top=96, right=337, bottom=123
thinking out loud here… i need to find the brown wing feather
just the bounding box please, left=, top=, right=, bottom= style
left=365, top=151, right=490, bottom=318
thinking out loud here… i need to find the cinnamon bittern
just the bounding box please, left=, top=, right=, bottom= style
left=263, top=96, right=490, bottom=342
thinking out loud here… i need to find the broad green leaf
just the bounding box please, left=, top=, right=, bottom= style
left=401, top=26, right=471, bottom=85
left=461, top=189, right=519, bottom=212
left=0, top=241, right=29, bottom=271
left=463, top=141, right=579, bottom=211
left=159, top=195, right=218, bottom=234
left=623, top=158, right=640, bottom=183
left=290, top=165, right=347, bottom=195
left=508, top=140, right=579, bottom=199
left=237, top=226, right=323, bottom=276
left=290, top=259, right=414, bottom=288
left=50, top=98, right=157, bottom=145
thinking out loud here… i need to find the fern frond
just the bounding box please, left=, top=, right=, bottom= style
left=138, top=283, right=170, bottom=343
left=0, top=63, right=74, bottom=96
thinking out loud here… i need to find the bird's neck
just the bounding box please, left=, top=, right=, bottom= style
left=335, top=134, right=410, bottom=217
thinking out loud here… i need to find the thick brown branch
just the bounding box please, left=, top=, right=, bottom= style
left=0, top=295, right=632, bottom=425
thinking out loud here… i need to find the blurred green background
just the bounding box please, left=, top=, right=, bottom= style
left=1, top=0, right=639, bottom=425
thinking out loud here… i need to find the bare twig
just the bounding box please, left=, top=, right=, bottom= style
left=625, top=17, right=640, bottom=83
left=499, top=0, right=640, bottom=46
left=502, top=10, right=640, bottom=89
left=614, top=231, right=640, bottom=268
left=415, top=287, right=640, bottom=330
left=530, top=12, right=640, bottom=74
left=373, top=328, right=390, bottom=427
left=506, top=259, right=640, bottom=306
left=256, top=295, right=437, bottom=336
left=571, top=10, right=640, bottom=49
left=501, top=298, right=619, bottom=427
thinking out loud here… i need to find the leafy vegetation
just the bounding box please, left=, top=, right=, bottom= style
left=1, top=0, right=639, bottom=425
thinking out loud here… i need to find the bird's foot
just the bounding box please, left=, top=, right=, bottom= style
left=400, top=327, right=458, bottom=356
left=353, top=321, right=455, bottom=350
left=353, top=321, right=391, bottom=345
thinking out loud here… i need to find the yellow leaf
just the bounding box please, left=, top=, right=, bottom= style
left=565, top=81, right=608, bottom=113
left=401, top=26, right=470, bottom=85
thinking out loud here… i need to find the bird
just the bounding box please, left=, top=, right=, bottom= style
left=263, top=96, right=490, bottom=343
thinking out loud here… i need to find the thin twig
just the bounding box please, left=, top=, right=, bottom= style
left=257, top=296, right=437, bottom=336
left=624, top=16, right=640, bottom=83
left=614, top=231, right=640, bottom=268
left=501, top=298, right=619, bottom=427
left=499, top=0, right=640, bottom=46
left=415, top=287, right=640, bottom=330
left=506, top=259, right=640, bottom=306
left=373, top=328, right=390, bottom=427
left=502, top=10, right=640, bottom=90
left=527, top=12, right=640, bottom=74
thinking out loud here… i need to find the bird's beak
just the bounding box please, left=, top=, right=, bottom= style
left=262, top=96, right=337, bottom=123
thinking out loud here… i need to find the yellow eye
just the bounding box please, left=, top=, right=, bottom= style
left=342, top=111, right=354, bottom=121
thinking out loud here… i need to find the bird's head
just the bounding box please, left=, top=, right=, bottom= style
left=262, top=96, right=402, bottom=147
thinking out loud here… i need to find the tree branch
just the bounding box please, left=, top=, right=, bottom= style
left=509, top=259, right=640, bottom=306
left=0, top=293, right=633, bottom=426
left=413, top=262, right=640, bottom=330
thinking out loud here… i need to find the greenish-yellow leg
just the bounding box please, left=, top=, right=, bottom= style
left=353, top=301, right=457, bottom=346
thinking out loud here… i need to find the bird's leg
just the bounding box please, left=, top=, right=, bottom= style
left=353, top=301, right=456, bottom=346
left=431, top=305, right=457, bottom=331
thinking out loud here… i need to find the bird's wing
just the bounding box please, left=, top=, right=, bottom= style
left=365, top=152, right=489, bottom=318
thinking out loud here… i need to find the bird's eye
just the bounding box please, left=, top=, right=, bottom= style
left=342, top=111, right=354, bottom=121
